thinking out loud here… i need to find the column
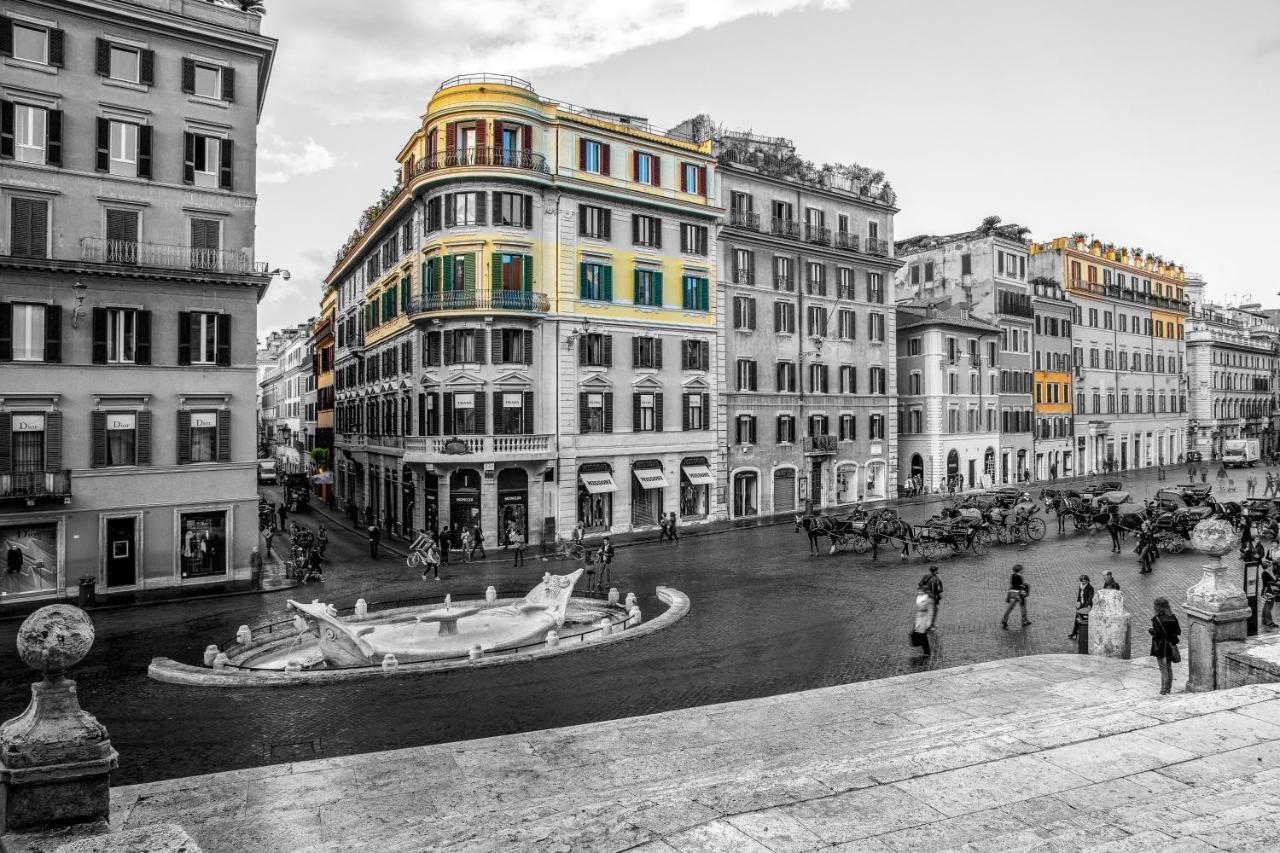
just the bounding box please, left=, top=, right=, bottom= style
left=1184, top=542, right=1250, bottom=692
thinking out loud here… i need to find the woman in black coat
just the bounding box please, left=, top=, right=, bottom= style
left=1150, top=596, right=1181, bottom=695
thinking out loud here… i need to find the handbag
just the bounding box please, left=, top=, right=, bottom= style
left=1154, top=617, right=1181, bottom=662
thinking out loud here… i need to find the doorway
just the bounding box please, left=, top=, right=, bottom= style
left=497, top=468, right=528, bottom=545
left=105, top=516, right=137, bottom=588
left=810, top=458, right=824, bottom=507
left=449, top=468, right=481, bottom=547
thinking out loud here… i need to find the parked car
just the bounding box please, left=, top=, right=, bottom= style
left=257, top=459, right=278, bottom=485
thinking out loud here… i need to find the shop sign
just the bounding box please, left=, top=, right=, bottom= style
left=13, top=415, right=45, bottom=432
left=107, top=413, right=135, bottom=431
left=191, top=412, right=218, bottom=429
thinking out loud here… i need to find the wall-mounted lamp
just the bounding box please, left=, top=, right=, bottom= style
left=266, top=268, right=292, bottom=281
left=564, top=319, right=599, bottom=352
left=71, top=280, right=89, bottom=328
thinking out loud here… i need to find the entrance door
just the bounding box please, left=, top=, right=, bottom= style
left=497, top=468, right=528, bottom=546
left=449, top=469, right=481, bottom=547
left=810, top=459, right=824, bottom=507
left=105, top=517, right=137, bottom=587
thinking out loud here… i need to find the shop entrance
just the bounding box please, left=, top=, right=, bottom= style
left=497, top=468, right=528, bottom=545
left=105, top=516, right=137, bottom=588
left=449, top=468, right=481, bottom=547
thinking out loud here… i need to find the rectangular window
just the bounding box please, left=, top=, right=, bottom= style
left=192, top=135, right=221, bottom=189
left=682, top=275, right=708, bottom=311
left=961, top=253, right=972, bottom=275
left=776, top=360, right=796, bottom=392
left=107, top=120, right=140, bottom=177
left=838, top=309, right=855, bottom=339
left=924, top=261, right=935, bottom=282
left=806, top=261, right=826, bottom=296
left=583, top=333, right=609, bottom=367
left=680, top=223, right=708, bottom=255
left=807, top=305, right=827, bottom=337
left=839, top=365, right=855, bottom=393
left=580, top=262, right=609, bottom=301
left=11, top=23, right=49, bottom=64
left=445, top=192, right=484, bottom=227
left=774, top=301, right=795, bottom=333
left=733, top=248, right=755, bottom=285
left=839, top=414, right=855, bottom=441
left=867, top=272, right=884, bottom=303
left=581, top=139, right=604, bottom=174
left=493, top=192, right=530, bottom=228
left=108, top=44, right=139, bottom=82
left=10, top=303, right=46, bottom=362
left=105, top=412, right=137, bottom=466
left=633, top=336, right=660, bottom=369
left=190, top=312, right=219, bottom=364
left=680, top=162, right=706, bottom=194
left=634, top=151, right=656, bottom=185
left=499, top=329, right=528, bottom=364
left=633, top=214, right=662, bottom=248
left=13, top=105, right=46, bottom=164
left=634, top=269, right=662, bottom=306
left=583, top=393, right=607, bottom=433
left=868, top=312, right=885, bottom=342
left=451, top=393, right=478, bottom=434
left=732, top=295, right=755, bottom=330
left=190, top=217, right=221, bottom=271
left=636, top=394, right=656, bottom=431
left=869, top=414, right=884, bottom=439
left=735, top=414, right=757, bottom=445
left=193, top=63, right=222, bottom=98
left=499, top=393, right=526, bottom=434
left=9, top=197, right=49, bottom=259
left=808, top=363, right=829, bottom=394
left=107, top=308, right=136, bottom=363
left=580, top=205, right=611, bottom=239
left=681, top=340, right=709, bottom=371
left=189, top=411, right=218, bottom=462
left=777, top=415, right=795, bottom=444
left=736, top=359, right=758, bottom=391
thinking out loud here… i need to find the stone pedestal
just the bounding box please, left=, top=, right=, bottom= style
left=1088, top=590, right=1132, bottom=659
left=1184, top=559, right=1250, bottom=693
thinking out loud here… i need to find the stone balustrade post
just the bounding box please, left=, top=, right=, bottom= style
left=1184, top=519, right=1250, bottom=693
left=1088, top=589, right=1131, bottom=659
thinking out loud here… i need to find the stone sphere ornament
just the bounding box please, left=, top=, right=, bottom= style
left=1190, top=518, right=1235, bottom=558
left=15, top=604, right=95, bottom=677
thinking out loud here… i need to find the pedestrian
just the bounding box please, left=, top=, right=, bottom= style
left=1149, top=596, right=1182, bottom=695
left=1001, top=563, right=1031, bottom=629
left=471, top=525, right=486, bottom=561
left=1102, top=570, right=1120, bottom=590
left=1067, top=574, right=1095, bottom=640
left=422, top=538, right=440, bottom=581
left=658, top=513, right=670, bottom=544
left=1105, top=504, right=1122, bottom=553
left=307, top=547, right=323, bottom=581
left=667, top=512, right=679, bottom=543
left=1261, top=563, right=1278, bottom=630
left=1136, top=520, right=1158, bottom=573
left=277, top=501, right=287, bottom=530
left=1201, top=468, right=1208, bottom=485
left=1241, top=515, right=1254, bottom=551
left=920, top=565, right=943, bottom=627
left=368, top=523, right=380, bottom=559
left=437, top=526, right=451, bottom=566
left=460, top=527, right=474, bottom=563
left=316, top=523, right=328, bottom=558
left=598, top=536, right=614, bottom=590
left=911, top=582, right=935, bottom=657
left=510, top=527, right=525, bottom=567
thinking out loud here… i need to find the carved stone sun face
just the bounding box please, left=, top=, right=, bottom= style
left=1191, top=518, right=1235, bottom=557
left=16, top=604, right=95, bottom=675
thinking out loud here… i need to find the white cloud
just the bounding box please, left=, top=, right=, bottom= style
left=266, top=0, right=851, bottom=123
left=258, top=134, right=337, bottom=184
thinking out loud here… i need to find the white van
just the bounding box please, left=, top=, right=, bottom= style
left=257, top=459, right=278, bottom=484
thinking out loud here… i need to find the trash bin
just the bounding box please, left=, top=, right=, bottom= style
left=78, top=575, right=97, bottom=608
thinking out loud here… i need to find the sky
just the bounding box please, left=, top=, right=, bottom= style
left=252, top=0, right=1280, bottom=336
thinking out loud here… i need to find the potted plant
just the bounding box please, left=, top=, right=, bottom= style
left=1071, top=231, right=1088, bottom=250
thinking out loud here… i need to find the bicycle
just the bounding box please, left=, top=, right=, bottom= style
left=554, top=539, right=586, bottom=562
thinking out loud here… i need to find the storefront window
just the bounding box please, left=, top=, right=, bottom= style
left=180, top=510, right=227, bottom=577
left=733, top=471, right=758, bottom=518
left=2, top=522, right=59, bottom=597
left=190, top=412, right=218, bottom=462
left=864, top=463, right=885, bottom=499
left=680, top=476, right=707, bottom=518
left=106, top=412, right=137, bottom=466
left=836, top=465, right=857, bottom=504
left=578, top=465, right=615, bottom=531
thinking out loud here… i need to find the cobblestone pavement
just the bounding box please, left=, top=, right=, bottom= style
left=0, top=466, right=1258, bottom=784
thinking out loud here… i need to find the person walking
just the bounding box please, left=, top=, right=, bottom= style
left=422, top=537, right=440, bottom=581
left=658, top=513, right=670, bottom=544
left=1105, top=504, right=1123, bottom=553
left=316, top=523, right=328, bottom=559
left=911, top=582, right=935, bottom=657
left=276, top=501, right=288, bottom=531
left=436, top=526, right=451, bottom=568
left=1149, top=597, right=1182, bottom=695
left=470, top=525, right=486, bottom=561
left=667, top=512, right=679, bottom=543
left=460, top=527, right=474, bottom=563
left=1067, top=574, right=1095, bottom=640
left=1261, top=563, right=1278, bottom=630
left=598, top=536, right=615, bottom=591
left=368, top=523, right=381, bottom=559
left=1102, top=570, right=1120, bottom=590
left=1241, top=515, right=1255, bottom=551
left=1001, top=564, right=1031, bottom=629
left=1137, top=520, right=1158, bottom=574
left=510, top=527, right=526, bottom=567
left=1201, top=468, right=1208, bottom=485
left=920, top=565, right=943, bottom=627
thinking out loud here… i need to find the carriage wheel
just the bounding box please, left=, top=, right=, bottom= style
left=850, top=534, right=871, bottom=555
left=1168, top=537, right=1186, bottom=554
left=1026, top=518, right=1046, bottom=542
left=970, top=530, right=989, bottom=556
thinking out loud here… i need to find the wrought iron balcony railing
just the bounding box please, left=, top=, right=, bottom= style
left=0, top=470, right=71, bottom=504
left=835, top=231, right=860, bottom=251
left=774, top=275, right=795, bottom=291
left=411, top=147, right=549, bottom=176
left=865, top=237, right=889, bottom=257
left=771, top=218, right=801, bottom=239
left=804, top=224, right=831, bottom=245
left=81, top=238, right=267, bottom=275
left=732, top=269, right=754, bottom=286
left=729, top=210, right=760, bottom=230
left=408, top=289, right=550, bottom=314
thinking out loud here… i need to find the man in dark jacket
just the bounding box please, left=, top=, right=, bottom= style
left=919, top=565, right=943, bottom=627
left=368, top=524, right=380, bottom=559
left=437, top=526, right=451, bottom=566
left=1102, top=570, right=1120, bottom=590
left=1067, top=574, right=1095, bottom=640
left=1001, top=564, right=1031, bottom=629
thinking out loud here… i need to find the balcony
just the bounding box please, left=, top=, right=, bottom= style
left=411, top=147, right=549, bottom=177
left=803, top=435, right=839, bottom=455
left=865, top=237, right=889, bottom=257
left=408, top=290, right=550, bottom=315
left=774, top=275, right=795, bottom=291
left=732, top=269, right=754, bottom=286
left=0, top=470, right=71, bottom=506
left=403, top=434, right=557, bottom=465
left=729, top=210, right=760, bottom=230
left=81, top=238, right=267, bottom=276
left=804, top=224, right=831, bottom=246
left=835, top=231, right=860, bottom=252
left=771, top=218, right=801, bottom=240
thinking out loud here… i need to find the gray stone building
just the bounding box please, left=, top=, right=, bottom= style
left=714, top=130, right=900, bottom=515
left=0, top=0, right=276, bottom=601
left=895, top=221, right=1034, bottom=485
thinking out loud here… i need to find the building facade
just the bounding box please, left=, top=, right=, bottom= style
left=895, top=305, right=1001, bottom=492
left=1029, top=236, right=1188, bottom=474
left=0, top=0, right=275, bottom=601
left=715, top=130, right=899, bottom=516
left=1031, top=278, right=1076, bottom=478
left=328, top=74, right=722, bottom=545
left=311, top=286, right=335, bottom=501
left=895, top=223, right=1033, bottom=485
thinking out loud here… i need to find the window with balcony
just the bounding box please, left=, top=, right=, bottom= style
left=732, top=248, right=754, bottom=285
left=8, top=197, right=48, bottom=259
left=774, top=256, right=794, bottom=291
left=867, top=273, right=885, bottom=304
left=806, top=261, right=826, bottom=296
left=449, top=392, right=480, bottom=434
left=190, top=217, right=221, bottom=270
left=776, top=360, right=796, bottom=392
left=732, top=295, right=755, bottom=330
left=580, top=261, right=611, bottom=302
left=579, top=204, right=611, bottom=239
left=493, top=192, right=532, bottom=228
left=632, top=214, right=662, bottom=248
left=837, top=267, right=854, bottom=299
left=774, top=300, right=795, bottom=334
left=444, top=192, right=485, bottom=227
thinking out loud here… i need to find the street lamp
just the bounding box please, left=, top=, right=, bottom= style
left=265, top=268, right=292, bottom=281
left=70, top=280, right=88, bottom=328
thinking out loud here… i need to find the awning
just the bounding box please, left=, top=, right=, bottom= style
left=633, top=468, right=669, bottom=490
left=312, top=471, right=333, bottom=485
left=579, top=472, right=617, bottom=494
left=682, top=465, right=715, bottom=486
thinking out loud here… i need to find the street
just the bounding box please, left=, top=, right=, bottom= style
left=0, top=466, right=1249, bottom=785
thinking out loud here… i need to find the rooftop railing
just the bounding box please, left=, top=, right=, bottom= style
left=436, top=73, right=534, bottom=92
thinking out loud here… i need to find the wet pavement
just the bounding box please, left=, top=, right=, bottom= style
left=0, top=468, right=1254, bottom=785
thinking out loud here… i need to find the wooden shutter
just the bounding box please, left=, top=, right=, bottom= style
left=475, top=329, right=487, bottom=363
left=91, top=308, right=107, bottom=364
left=221, top=66, right=235, bottom=102
left=491, top=251, right=502, bottom=290
left=522, top=391, right=533, bottom=435
left=181, top=57, right=195, bottom=93
left=442, top=392, right=454, bottom=434
left=176, top=411, right=191, bottom=464
left=135, top=310, right=151, bottom=364
left=0, top=302, right=10, bottom=361
left=46, top=109, right=62, bottom=166
left=702, top=393, right=710, bottom=429
left=137, top=125, right=152, bottom=178
left=654, top=392, right=664, bottom=432
left=578, top=138, right=587, bottom=169
left=90, top=411, right=106, bottom=468
left=682, top=394, right=690, bottom=430
left=631, top=215, right=639, bottom=244
left=426, top=330, right=441, bottom=366
left=632, top=151, right=640, bottom=181
left=631, top=336, right=640, bottom=368
left=653, top=156, right=661, bottom=186
left=577, top=335, right=587, bottom=366
left=0, top=17, right=11, bottom=57
left=680, top=164, right=686, bottom=193
left=474, top=118, right=486, bottom=154
left=578, top=392, right=590, bottom=433
left=96, top=117, right=110, bottom=172
left=136, top=409, right=151, bottom=461
left=218, top=138, right=233, bottom=190
left=632, top=393, right=641, bottom=431
left=95, top=38, right=110, bottom=75
left=442, top=330, right=455, bottom=364
left=654, top=338, right=663, bottom=369
left=0, top=99, right=13, bottom=158
left=442, top=254, right=454, bottom=290
left=183, top=132, right=195, bottom=183
left=42, top=413, right=61, bottom=470
left=140, top=49, right=154, bottom=86
left=491, top=327, right=503, bottom=363
left=43, top=305, right=60, bottom=363
left=462, top=253, right=475, bottom=290
left=602, top=335, right=613, bottom=367
left=603, top=392, right=613, bottom=433
left=216, top=409, right=231, bottom=461
left=177, top=311, right=191, bottom=365
left=601, top=143, right=611, bottom=176
left=216, top=313, right=231, bottom=366
left=521, top=124, right=532, bottom=150
left=697, top=166, right=707, bottom=196
left=602, top=265, right=612, bottom=301
left=0, top=412, right=9, bottom=473
left=48, top=28, right=63, bottom=67
left=653, top=271, right=663, bottom=306
left=491, top=392, right=504, bottom=435
left=523, top=330, right=533, bottom=365
left=522, top=254, right=533, bottom=291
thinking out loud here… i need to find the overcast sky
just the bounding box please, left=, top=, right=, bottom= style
left=254, top=0, right=1280, bottom=335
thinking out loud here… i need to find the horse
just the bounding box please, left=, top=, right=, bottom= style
left=795, top=514, right=827, bottom=556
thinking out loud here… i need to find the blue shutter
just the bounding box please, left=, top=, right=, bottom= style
left=579, top=262, right=588, bottom=299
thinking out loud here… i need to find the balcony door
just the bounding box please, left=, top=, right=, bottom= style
left=105, top=516, right=137, bottom=588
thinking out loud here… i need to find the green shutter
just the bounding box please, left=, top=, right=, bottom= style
left=654, top=271, right=663, bottom=306
left=420, top=262, right=427, bottom=297
left=523, top=254, right=533, bottom=292
left=443, top=255, right=454, bottom=292
left=633, top=269, right=641, bottom=305
left=579, top=261, right=588, bottom=299
left=402, top=275, right=410, bottom=312
left=491, top=252, right=502, bottom=290
left=700, top=277, right=709, bottom=312
left=602, top=265, right=612, bottom=301
left=462, top=254, right=475, bottom=291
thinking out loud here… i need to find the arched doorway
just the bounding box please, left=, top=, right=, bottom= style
left=910, top=454, right=923, bottom=484
left=733, top=470, right=758, bottom=518
left=497, top=468, right=528, bottom=546
left=946, top=449, right=959, bottom=491
left=983, top=447, right=996, bottom=487
left=401, top=466, right=415, bottom=538
left=449, top=468, right=481, bottom=547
